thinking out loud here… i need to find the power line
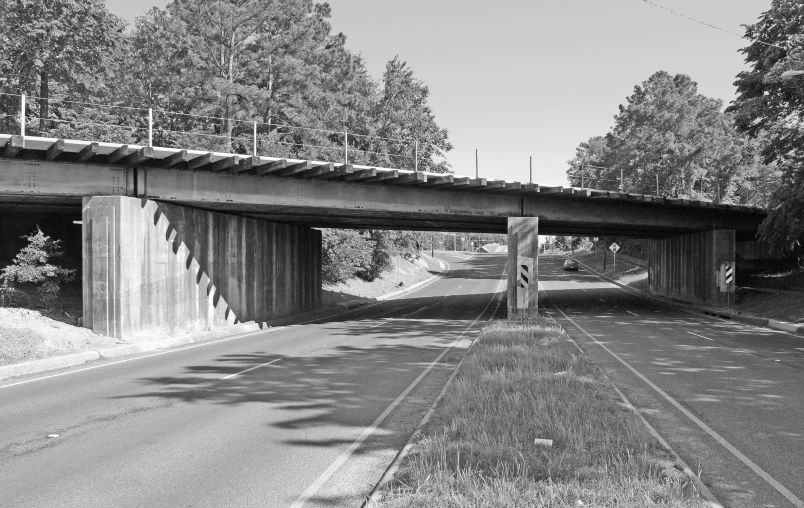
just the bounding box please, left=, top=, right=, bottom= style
left=640, top=0, right=786, bottom=51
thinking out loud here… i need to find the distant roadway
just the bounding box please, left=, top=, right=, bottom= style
left=0, top=252, right=506, bottom=508
left=540, top=255, right=804, bottom=508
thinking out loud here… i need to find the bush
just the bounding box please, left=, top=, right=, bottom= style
left=0, top=227, right=76, bottom=313
left=321, top=229, right=374, bottom=284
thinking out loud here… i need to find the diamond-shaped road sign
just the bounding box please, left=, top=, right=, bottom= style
left=609, top=242, right=620, bottom=253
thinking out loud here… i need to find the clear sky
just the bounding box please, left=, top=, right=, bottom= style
left=106, top=0, right=771, bottom=186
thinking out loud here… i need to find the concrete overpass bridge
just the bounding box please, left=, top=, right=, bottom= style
left=0, top=133, right=768, bottom=339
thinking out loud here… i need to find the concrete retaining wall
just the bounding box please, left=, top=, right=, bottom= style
left=82, top=196, right=321, bottom=340
left=648, top=230, right=734, bottom=307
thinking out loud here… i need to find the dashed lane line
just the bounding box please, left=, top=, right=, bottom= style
left=686, top=330, right=715, bottom=342
left=1, top=258, right=455, bottom=390
left=289, top=259, right=506, bottom=508
left=221, top=358, right=281, bottom=380
left=552, top=304, right=804, bottom=508
left=626, top=311, right=639, bottom=317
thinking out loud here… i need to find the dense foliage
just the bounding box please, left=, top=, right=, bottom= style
left=567, top=71, right=775, bottom=206
left=0, top=227, right=76, bottom=312
left=0, top=0, right=452, bottom=172
left=729, top=0, right=804, bottom=254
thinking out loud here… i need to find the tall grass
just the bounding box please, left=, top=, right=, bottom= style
left=376, top=319, right=707, bottom=507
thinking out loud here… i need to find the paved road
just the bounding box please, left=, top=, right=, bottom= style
left=0, top=252, right=507, bottom=508
left=539, top=255, right=804, bottom=508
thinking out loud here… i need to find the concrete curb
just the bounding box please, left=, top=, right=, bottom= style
left=377, top=271, right=444, bottom=301
left=565, top=254, right=804, bottom=337
left=0, top=322, right=262, bottom=381
left=0, top=351, right=101, bottom=380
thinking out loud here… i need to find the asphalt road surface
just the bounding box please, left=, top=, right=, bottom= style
left=539, top=254, right=804, bottom=508
left=0, top=252, right=507, bottom=508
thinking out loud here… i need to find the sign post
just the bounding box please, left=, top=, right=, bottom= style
left=719, top=262, right=735, bottom=309
left=609, top=242, right=620, bottom=269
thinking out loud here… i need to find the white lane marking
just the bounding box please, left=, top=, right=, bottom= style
left=568, top=257, right=803, bottom=339
left=290, top=258, right=506, bottom=508
left=626, top=311, right=639, bottom=317
left=686, top=330, right=715, bottom=342
left=221, top=358, right=281, bottom=380
left=0, top=328, right=274, bottom=390
left=598, top=299, right=606, bottom=303
left=0, top=260, right=456, bottom=390
left=552, top=305, right=804, bottom=508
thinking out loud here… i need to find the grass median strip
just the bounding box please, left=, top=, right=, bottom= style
left=373, top=318, right=708, bottom=507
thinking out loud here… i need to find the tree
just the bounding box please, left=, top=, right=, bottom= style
left=1, top=227, right=76, bottom=312
left=320, top=229, right=373, bottom=284
left=370, top=57, right=453, bottom=173
left=569, top=71, right=765, bottom=204
left=0, top=0, right=124, bottom=133
left=728, top=0, right=804, bottom=252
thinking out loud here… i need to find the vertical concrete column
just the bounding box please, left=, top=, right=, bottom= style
left=507, top=217, right=539, bottom=319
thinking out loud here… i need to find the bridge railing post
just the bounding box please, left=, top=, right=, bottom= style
left=253, top=121, right=257, bottom=156
left=344, top=128, right=348, bottom=164
left=148, top=108, right=153, bottom=147
left=20, top=94, right=25, bottom=138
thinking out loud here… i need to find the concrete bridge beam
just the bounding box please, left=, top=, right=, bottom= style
left=507, top=217, right=539, bottom=319
left=82, top=196, right=321, bottom=340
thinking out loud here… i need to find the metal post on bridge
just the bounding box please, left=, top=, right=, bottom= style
left=253, top=120, right=258, bottom=156
left=148, top=108, right=153, bottom=147
left=344, top=128, right=348, bottom=165
left=20, top=94, right=25, bottom=138
left=529, top=156, right=532, bottom=184
left=414, top=139, right=418, bottom=172
left=475, top=149, right=478, bottom=178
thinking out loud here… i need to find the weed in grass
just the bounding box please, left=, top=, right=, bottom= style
left=376, top=319, right=708, bottom=507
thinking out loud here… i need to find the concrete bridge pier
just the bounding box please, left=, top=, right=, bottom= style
left=507, top=217, right=539, bottom=319
left=648, top=229, right=735, bottom=307
left=82, top=196, right=321, bottom=340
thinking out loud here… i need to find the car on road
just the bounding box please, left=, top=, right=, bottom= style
left=563, top=259, right=579, bottom=271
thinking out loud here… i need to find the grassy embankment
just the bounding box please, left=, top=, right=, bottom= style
left=374, top=319, right=708, bottom=507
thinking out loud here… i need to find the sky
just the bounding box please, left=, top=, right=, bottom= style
left=106, top=0, right=772, bottom=186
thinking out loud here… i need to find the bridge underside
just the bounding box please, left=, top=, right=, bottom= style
left=0, top=136, right=759, bottom=334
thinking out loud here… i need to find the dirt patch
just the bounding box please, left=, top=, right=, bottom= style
left=0, top=307, right=120, bottom=366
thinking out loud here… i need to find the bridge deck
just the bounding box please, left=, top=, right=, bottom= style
left=0, top=134, right=765, bottom=238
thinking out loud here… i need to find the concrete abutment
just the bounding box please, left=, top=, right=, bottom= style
left=82, top=196, right=321, bottom=340
left=648, top=229, right=735, bottom=307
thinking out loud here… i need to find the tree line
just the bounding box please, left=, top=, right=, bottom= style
left=567, top=0, right=804, bottom=256
left=0, top=0, right=453, bottom=171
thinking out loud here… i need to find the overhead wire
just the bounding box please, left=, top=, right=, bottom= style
left=640, top=0, right=786, bottom=51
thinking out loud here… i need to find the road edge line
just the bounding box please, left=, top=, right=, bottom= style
left=291, top=259, right=502, bottom=508
left=360, top=263, right=508, bottom=507
left=565, top=254, right=804, bottom=339
left=546, top=294, right=804, bottom=508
